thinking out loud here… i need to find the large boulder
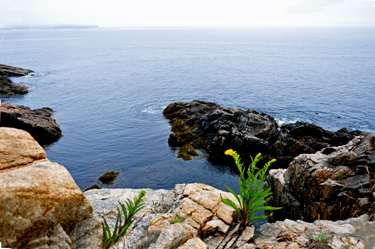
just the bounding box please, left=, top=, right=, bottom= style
left=0, top=76, right=28, bottom=96
left=266, top=133, right=375, bottom=223
left=0, top=64, right=34, bottom=77
left=0, top=127, right=102, bottom=248
left=163, top=100, right=367, bottom=167
left=0, top=103, right=62, bottom=145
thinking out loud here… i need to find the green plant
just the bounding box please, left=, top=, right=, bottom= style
left=340, top=174, right=348, bottom=179
left=101, top=190, right=146, bottom=249
left=305, top=227, right=330, bottom=244
left=220, top=149, right=282, bottom=227
left=171, top=216, right=184, bottom=224
left=337, top=174, right=347, bottom=184
left=341, top=245, right=352, bottom=249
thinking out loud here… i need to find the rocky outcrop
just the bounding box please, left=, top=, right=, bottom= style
left=163, top=100, right=367, bottom=167
left=0, top=127, right=102, bottom=248
left=280, top=122, right=367, bottom=151
left=266, top=133, right=375, bottom=223
left=86, top=183, right=374, bottom=249
left=0, top=64, right=34, bottom=77
left=0, top=76, right=28, bottom=96
left=0, top=102, right=62, bottom=145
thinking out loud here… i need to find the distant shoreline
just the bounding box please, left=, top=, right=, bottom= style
left=0, top=25, right=99, bottom=30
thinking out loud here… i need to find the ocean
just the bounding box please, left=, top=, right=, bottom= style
left=1, top=27, right=374, bottom=197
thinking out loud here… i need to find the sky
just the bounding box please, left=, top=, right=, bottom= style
left=1, top=0, right=375, bottom=28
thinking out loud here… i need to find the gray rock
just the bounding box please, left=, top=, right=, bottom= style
left=0, top=102, right=62, bottom=145
left=0, top=64, right=34, bottom=77
left=0, top=76, right=28, bottom=95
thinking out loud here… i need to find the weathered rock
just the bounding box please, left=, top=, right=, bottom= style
left=87, top=182, right=374, bottom=249
left=86, top=183, right=240, bottom=249
left=179, top=238, right=208, bottom=249
left=0, top=76, right=28, bottom=96
left=85, top=186, right=180, bottom=248
left=0, top=64, right=34, bottom=77
left=0, top=127, right=101, bottom=249
left=0, top=127, right=46, bottom=171
left=0, top=102, right=62, bottom=145
left=236, top=225, right=254, bottom=247
left=202, top=219, right=230, bottom=237
left=163, top=100, right=367, bottom=168
left=267, top=134, right=375, bottom=222
left=252, top=215, right=372, bottom=249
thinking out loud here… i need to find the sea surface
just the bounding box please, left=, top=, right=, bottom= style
left=1, top=27, right=374, bottom=200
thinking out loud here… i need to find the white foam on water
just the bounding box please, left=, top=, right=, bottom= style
left=141, top=106, right=165, bottom=115
left=275, top=117, right=300, bottom=126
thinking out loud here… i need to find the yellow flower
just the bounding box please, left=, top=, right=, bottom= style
left=254, top=153, right=262, bottom=160
left=225, top=149, right=236, bottom=156
left=271, top=159, right=276, bottom=163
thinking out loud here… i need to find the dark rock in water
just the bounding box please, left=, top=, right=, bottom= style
left=280, top=121, right=368, bottom=151
left=163, top=100, right=367, bottom=168
left=0, top=76, right=28, bottom=96
left=98, top=171, right=120, bottom=184
left=266, top=133, right=375, bottom=222
left=84, top=184, right=101, bottom=192
left=0, top=103, right=62, bottom=145
left=0, top=64, right=34, bottom=77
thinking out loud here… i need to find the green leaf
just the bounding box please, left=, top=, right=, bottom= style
left=224, top=186, right=243, bottom=209
left=221, top=196, right=243, bottom=219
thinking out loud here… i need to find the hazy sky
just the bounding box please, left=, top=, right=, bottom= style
left=1, top=0, right=375, bottom=28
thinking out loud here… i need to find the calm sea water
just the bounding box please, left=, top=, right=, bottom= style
left=1, top=27, right=374, bottom=196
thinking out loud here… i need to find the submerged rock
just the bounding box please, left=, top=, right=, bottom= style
left=0, top=76, right=28, bottom=96
left=98, top=171, right=120, bottom=184
left=163, top=100, right=367, bottom=167
left=0, top=102, right=62, bottom=145
left=0, top=64, right=34, bottom=77
left=0, top=127, right=102, bottom=248
left=267, top=133, right=375, bottom=223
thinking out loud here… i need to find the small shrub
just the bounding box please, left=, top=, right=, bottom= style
left=171, top=216, right=184, bottom=224
left=305, top=227, right=330, bottom=244
left=101, top=190, right=146, bottom=249
left=339, top=174, right=348, bottom=179
left=221, top=150, right=282, bottom=227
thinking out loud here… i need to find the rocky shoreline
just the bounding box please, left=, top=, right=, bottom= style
left=1, top=96, right=374, bottom=248
left=0, top=64, right=33, bottom=96
left=1, top=125, right=374, bottom=248
left=0, top=64, right=34, bottom=77
left=0, top=65, right=62, bottom=145
left=163, top=100, right=368, bottom=168
left=86, top=184, right=374, bottom=249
